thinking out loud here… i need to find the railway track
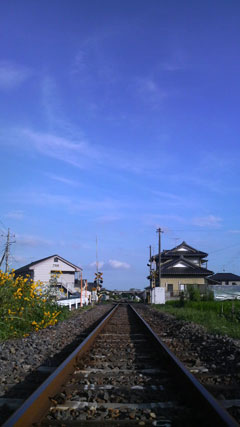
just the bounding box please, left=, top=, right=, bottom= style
left=3, top=304, right=238, bottom=426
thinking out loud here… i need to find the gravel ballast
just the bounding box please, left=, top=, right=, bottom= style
left=135, top=304, right=240, bottom=421
left=0, top=304, right=113, bottom=398
left=1, top=302, right=240, bottom=423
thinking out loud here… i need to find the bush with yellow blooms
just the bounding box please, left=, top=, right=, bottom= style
left=0, top=270, right=69, bottom=340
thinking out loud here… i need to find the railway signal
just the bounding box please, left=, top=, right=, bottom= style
left=94, top=272, right=103, bottom=286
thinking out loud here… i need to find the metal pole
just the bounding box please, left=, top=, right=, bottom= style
left=149, top=245, right=152, bottom=289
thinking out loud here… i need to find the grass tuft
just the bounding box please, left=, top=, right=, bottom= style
left=153, top=299, right=240, bottom=339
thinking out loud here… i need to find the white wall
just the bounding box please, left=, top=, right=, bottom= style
left=30, top=256, right=80, bottom=294
left=151, top=287, right=165, bottom=304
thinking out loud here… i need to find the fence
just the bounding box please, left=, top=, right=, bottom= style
left=211, top=285, right=240, bottom=301
left=57, top=293, right=91, bottom=310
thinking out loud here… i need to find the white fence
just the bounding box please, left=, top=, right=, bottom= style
left=212, top=285, right=240, bottom=301
left=57, top=292, right=91, bottom=310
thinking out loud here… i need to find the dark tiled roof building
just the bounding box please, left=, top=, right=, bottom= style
left=149, top=241, right=213, bottom=295
left=207, top=273, right=240, bottom=285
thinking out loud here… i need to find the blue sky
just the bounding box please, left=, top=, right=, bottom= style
left=0, top=0, right=240, bottom=289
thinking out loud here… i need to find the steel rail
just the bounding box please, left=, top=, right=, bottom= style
left=3, top=304, right=119, bottom=427
left=4, top=303, right=239, bottom=427
left=130, top=304, right=238, bottom=427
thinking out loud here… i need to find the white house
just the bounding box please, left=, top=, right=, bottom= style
left=14, top=255, right=82, bottom=296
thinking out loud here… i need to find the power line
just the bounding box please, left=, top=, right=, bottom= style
left=0, top=219, right=8, bottom=233
left=209, top=243, right=240, bottom=255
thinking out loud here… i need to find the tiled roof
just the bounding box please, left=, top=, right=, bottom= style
left=152, top=241, right=208, bottom=261
left=208, top=273, right=240, bottom=282
left=161, top=257, right=213, bottom=277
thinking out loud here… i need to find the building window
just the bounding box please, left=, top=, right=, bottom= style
left=54, top=257, right=58, bottom=262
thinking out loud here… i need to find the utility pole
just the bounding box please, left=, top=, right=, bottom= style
left=156, top=228, right=163, bottom=287
left=0, top=228, right=15, bottom=273
left=149, top=245, right=152, bottom=289
left=80, top=270, right=83, bottom=307
left=5, top=228, right=10, bottom=273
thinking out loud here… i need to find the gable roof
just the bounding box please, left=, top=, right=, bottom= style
left=208, top=273, right=240, bottom=282
left=14, top=254, right=82, bottom=274
left=160, top=256, right=213, bottom=276
left=152, top=241, right=208, bottom=261
left=164, top=241, right=207, bottom=256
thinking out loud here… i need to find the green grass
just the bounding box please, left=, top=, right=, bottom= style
left=153, top=300, right=240, bottom=339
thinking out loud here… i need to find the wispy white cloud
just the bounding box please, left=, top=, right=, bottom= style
left=160, top=50, right=188, bottom=72
left=108, top=259, right=130, bottom=270
left=136, top=77, right=168, bottom=107
left=71, top=33, right=118, bottom=84
left=2, top=127, right=167, bottom=175
left=41, top=76, right=60, bottom=127
left=142, top=214, right=185, bottom=227
left=96, top=214, right=123, bottom=223
left=89, top=261, right=105, bottom=269
left=12, top=255, right=33, bottom=265
left=166, top=173, right=227, bottom=195
left=45, top=172, right=81, bottom=187
left=27, top=192, right=71, bottom=207
left=228, top=230, right=240, bottom=234
left=192, top=215, right=222, bottom=228
left=11, top=189, right=127, bottom=216
left=152, top=191, right=183, bottom=201
left=41, top=75, right=82, bottom=139
left=5, top=210, right=24, bottom=220
left=22, top=129, right=100, bottom=168
left=16, top=234, right=53, bottom=247
left=0, top=61, right=31, bottom=90
left=88, top=259, right=131, bottom=271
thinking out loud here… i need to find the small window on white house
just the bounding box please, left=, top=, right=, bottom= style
left=54, top=257, right=58, bottom=262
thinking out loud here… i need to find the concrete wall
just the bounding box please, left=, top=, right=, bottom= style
left=160, top=277, right=205, bottom=292
left=151, top=287, right=165, bottom=304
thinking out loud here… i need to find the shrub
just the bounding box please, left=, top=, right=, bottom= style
left=179, top=291, right=185, bottom=306
left=0, top=270, right=69, bottom=340
left=202, top=289, right=214, bottom=301
left=187, top=285, right=201, bottom=301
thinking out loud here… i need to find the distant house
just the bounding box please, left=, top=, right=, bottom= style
left=14, top=255, right=82, bottom=296
left=149, top=241, right=213, bottom=297
left=207, top=273, right=240, bottom=286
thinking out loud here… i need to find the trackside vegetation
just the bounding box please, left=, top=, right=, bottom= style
left=0, top=270, right=70, bottom=341
left=153, top=297, right=240, bottom=339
